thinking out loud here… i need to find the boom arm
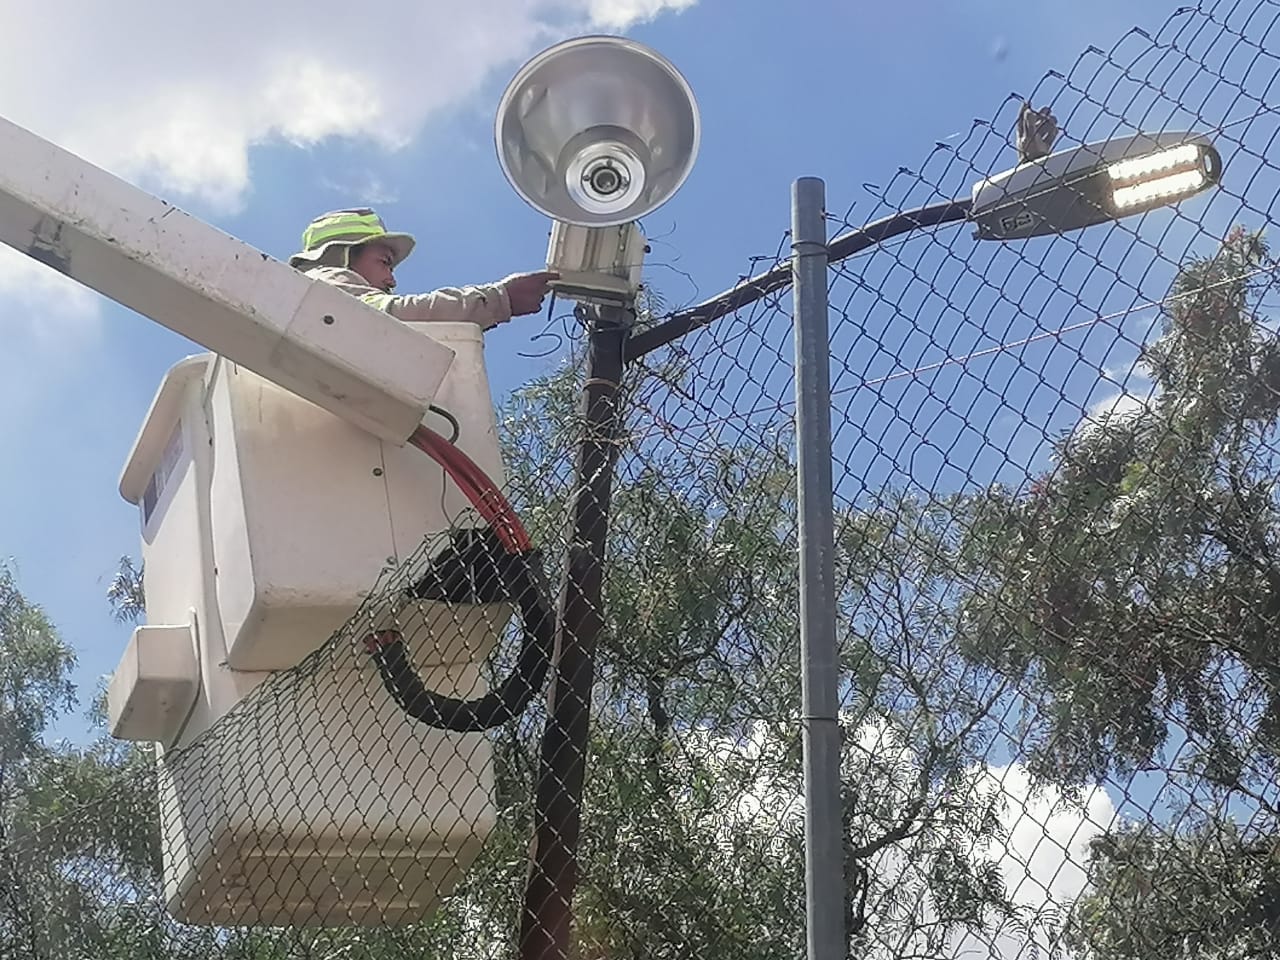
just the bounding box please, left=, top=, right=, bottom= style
left=0, top=115, right=454, bottom=443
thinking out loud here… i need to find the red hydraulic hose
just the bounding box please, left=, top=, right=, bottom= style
left=409, top=424, right=532, bottom=554
left=363, top=423, right=553, bottom=733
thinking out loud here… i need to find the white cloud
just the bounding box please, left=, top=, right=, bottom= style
left=0, top=244, right=103, bottom=345
left=0, top=0, right=697, bottom=214
left=1085, top=376, right=1160, bottom=427
left=682, top=716, right=1119, bottom=958
left=587, top=0, right=697, bottom=28
left=318, top=171, right=401, bottom=207
left=936, top=763, right=1118, bottom=958
left=974, top=762, right=1117, bottom=911
left=0, top=244, right=106, bottom=436
left=1089, top=389, right=1153, bottom=421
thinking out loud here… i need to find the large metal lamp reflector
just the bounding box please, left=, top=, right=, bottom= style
left=495, top=35, right=701, bottom=305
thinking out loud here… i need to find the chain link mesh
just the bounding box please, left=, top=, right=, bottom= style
left=4, top=1, right=1280, bottom=957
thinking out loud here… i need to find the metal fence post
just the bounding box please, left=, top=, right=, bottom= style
left=792, top=175, right=845, bottom=960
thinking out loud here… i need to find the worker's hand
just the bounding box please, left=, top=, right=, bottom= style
left=502, top=271, right=560, bottom=317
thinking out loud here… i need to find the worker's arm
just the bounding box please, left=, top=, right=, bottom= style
left=305, top=267, right=512, bottom=330
left=372, top=284, right=512, bottom=329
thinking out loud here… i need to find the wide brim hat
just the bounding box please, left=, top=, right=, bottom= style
left=287, top=207, right=416, bottom=270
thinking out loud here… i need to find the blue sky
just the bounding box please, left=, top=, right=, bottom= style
left=0, top=0, right=1252, bottom=750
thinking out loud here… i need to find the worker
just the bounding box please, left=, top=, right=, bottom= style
left=288, top=208, right=558, bottom=330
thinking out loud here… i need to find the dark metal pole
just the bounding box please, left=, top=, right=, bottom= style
left=791, top=176, right=845, bottom=960
left=519, top=303, right=630, bottom=960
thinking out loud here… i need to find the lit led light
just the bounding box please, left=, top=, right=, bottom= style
left=1106, top=143, right=1202, bottom=183
left=1111, top=168, right=1208, bottom=209
left=972, top=132, right=1222, bottom=240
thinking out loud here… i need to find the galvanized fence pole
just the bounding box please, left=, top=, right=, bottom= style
left=791, top=175, right=845, bottom=960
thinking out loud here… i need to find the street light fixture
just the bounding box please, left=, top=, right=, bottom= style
left=969, top=131, right=1222, bottom=242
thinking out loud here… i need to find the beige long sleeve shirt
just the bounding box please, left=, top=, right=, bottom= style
left=302, top=266, right=512, bottom=330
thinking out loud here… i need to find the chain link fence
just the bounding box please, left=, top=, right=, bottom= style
left=4, top=1, right=1280, bottom=957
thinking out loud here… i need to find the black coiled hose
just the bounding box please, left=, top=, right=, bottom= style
left=364, top=528, right=553, bottom=732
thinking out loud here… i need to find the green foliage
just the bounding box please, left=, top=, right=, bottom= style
left=0, top=561, right=76, bottom=781
left=106, top=556, right=146, bottom=627
left=481, top=358, right=1024, bottom=958
left=957, top=227, right=1280, bottom=790
left=1065, top=822, right=1280, bottom=959
left=0, top=561, right=164, bottom=960
left=949, top=227, right=1280, bottom=956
